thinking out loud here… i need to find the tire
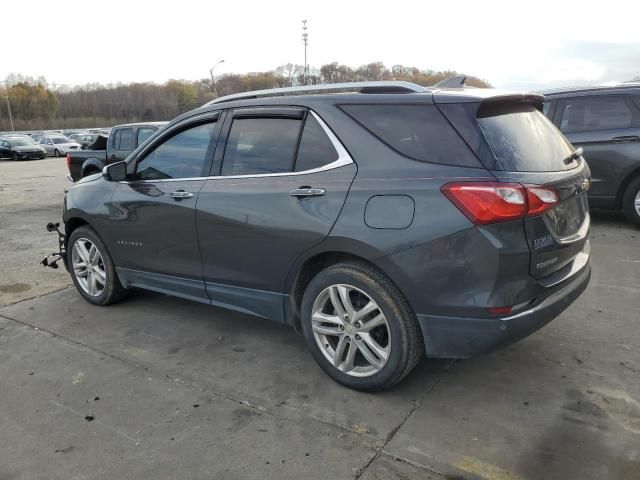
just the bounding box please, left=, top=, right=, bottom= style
left=54, top=149, right=60, bottom=157
left=622, top=176, right=640, bottom=227
left=11, top=152, right=18, bottom=161
left=300, top=261, right=424, bottom=392
left=67, top=225, right=127, bottom=306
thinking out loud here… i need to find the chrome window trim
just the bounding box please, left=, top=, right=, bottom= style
left=120, top=110, right=353, bottom=184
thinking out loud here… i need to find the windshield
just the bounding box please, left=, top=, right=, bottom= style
left=477, top=103, right=576, bottom=172
left=52, top=137, right=71, bottom=144
left=9, top=139, right=35, bottom=147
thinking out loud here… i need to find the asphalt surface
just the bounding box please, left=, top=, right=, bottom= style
left=0, top=157, right=71, bottom=306
left=0, top=157, right=639, bottom=479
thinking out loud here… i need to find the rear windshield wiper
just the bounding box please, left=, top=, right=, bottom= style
left=563, top=147, right=583, bottom=165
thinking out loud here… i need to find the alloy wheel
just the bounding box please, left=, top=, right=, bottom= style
left=634, top=190, right=640, bottom=217
left=71, top=238, right=106, bottom=297
left=311, top=284, right=391, bottom=377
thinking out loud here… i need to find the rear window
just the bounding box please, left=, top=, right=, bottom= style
left=339, top=104, right=480, bottom=168
left=222, top=117, right=302, bottom=176
left=117, top=128, right=134, bottom=151
left=477, top=103, right=575, bottom=172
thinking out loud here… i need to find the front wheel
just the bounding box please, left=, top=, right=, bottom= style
left=300, top=261, right=424, bottom=391
left=54, top=149, right=61, bottom=157
left=622, top=176, right=640, bottom=227
left=67, top=226, right=127, bottom=306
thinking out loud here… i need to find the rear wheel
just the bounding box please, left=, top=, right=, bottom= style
left=67, top=226, right=127, bottom=306
left=300, top=261, right=424, bottom=391
left=622, top=176, right=640, bottom=226
left=11, top=152, right=18, bottom=161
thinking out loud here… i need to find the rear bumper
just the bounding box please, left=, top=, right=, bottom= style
left=417, top=261, right=591, bottom=358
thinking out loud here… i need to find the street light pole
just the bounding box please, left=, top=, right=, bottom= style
left=209, top=59, right=225, bottom=97
left=302, top=20, right=308, bottom=85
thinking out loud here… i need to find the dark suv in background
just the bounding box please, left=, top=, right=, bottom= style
left=49, top=81, right=591, bottom=391
left=539, top=83, right=640, bottom=225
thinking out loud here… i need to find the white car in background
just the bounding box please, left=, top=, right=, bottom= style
left=38, top=135, right=82, bottom=157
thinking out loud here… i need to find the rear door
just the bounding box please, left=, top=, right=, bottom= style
left=439, top=99, right=591, bottom=280
left=196, top=107, right=356, bottom=321
left=555, top=95, right=640, bottom=201
left=110, top=127, right=135, bottom=162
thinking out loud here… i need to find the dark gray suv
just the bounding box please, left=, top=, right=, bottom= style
left=50, top=81, right=591, bottom=391
left=539, top=83, right=640, bottom=224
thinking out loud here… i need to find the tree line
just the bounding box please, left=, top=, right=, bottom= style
left=0, top=63, right=490, bottom=131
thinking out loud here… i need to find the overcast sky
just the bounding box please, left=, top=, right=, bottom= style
left=3, top=0, right=639, bottom=90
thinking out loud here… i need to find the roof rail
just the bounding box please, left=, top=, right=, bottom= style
left=433, top=76, right=468, bottom=88
left=206, top=81, right=428, bottom=105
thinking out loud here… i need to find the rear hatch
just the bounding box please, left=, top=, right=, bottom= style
left=437, top=95, right=591, bottom=280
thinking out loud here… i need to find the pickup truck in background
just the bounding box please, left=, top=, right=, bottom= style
left=66, top=122, right=166, bottom=181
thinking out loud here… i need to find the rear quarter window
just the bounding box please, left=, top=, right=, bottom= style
left=339, top=104, right=480, bottom=168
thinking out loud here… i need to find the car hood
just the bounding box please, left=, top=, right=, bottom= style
left=76, top=171, right=103, bottom=185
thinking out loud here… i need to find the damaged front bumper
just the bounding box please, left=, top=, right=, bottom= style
left=40, top=222, right=67, bottom=270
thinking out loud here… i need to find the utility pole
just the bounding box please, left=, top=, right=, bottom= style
left=1, top=81, right=15, bottom=131
left=209, top=59, right=225, bottom=97
left=302, top=19, right=308, bottom=85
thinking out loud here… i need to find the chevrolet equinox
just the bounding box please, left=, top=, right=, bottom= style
left=49, top=81, right=592, bottom=391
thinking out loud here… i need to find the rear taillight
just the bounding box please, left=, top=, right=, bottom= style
left=526, top=186, right=559, bottom=216
left=66, top=153, right=71, bottom=171
left=441, top=182, right=558, bottom=225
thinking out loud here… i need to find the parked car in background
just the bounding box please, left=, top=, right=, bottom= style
left=0, top=136, right=47, bottom=160
left=63, top=129, right=85, bottom=138
left=66, top=122, right=166, bottom=180
left=539, top=82, right=640, bottom=225
left=37, top=135, right=81, bottom=157
left=51, top=82, right=591, bottom=391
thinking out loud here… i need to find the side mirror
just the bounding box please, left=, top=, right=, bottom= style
left=103, top=161, right=127, bottom=181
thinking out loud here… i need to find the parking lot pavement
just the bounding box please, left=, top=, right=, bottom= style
left=0, top=160, right=639, bottom=479
left=0, top=158, right=70, bottom=306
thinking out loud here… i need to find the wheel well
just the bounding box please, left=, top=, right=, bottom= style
left=64, top=218, right=89, bottom=247
left=288, top=251, right=377, bottom=333
left=616, top=167, right=640, bottom=208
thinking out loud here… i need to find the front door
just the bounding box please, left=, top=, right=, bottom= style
left=196, top=108, right=356, bottom=321
left=106, top=115, right=221, bottom=302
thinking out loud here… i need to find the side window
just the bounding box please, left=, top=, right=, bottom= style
left=136, top=122, right=217, bottom=180
left=221, top=117, right=302, bottom=176
left=294, top=115, right=339, bottom=171
left=137, top=128, right=155, bottom=146
left=559, top=96, right=637, bottom=133
left=118, top=128, right=134, bottom=151
left=542, top=101, right=551, bottom=117
left=340, top=104, right=478, bottom=167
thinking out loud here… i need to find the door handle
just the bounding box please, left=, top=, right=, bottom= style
left=612, top=135, right=640, bottom=143
left=289, top=187, right=325, bottom=198
left=169, top=190, right=194, bottom=200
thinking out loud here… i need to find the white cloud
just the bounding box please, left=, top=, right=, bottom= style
left=2, top=0, right=639, bottom=90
